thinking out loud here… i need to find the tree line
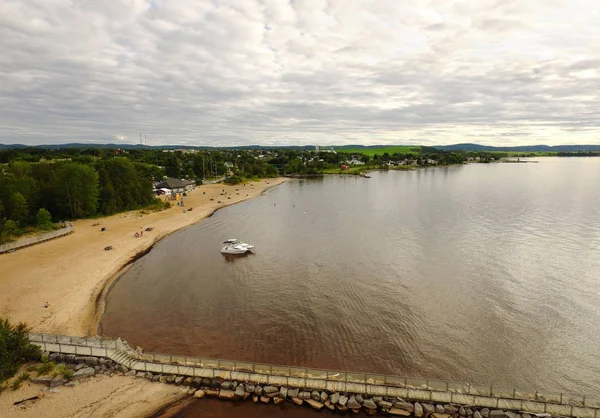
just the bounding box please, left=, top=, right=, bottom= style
left=0, top=157, right=159, bottom=243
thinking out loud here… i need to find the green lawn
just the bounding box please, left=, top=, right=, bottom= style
left=339, top=146, right=422, bottom=156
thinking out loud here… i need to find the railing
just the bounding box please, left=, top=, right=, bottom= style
left=29, top=333, right=600, bottom=414
left=0, top=222, right=73, bottom=254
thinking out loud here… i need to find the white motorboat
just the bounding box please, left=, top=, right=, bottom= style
left=221, top=239, right=254, bottom=255
left=222, top=239, right=254, bottom=250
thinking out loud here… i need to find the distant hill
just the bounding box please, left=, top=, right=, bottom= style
left=432, top=143, right=600, bottom=152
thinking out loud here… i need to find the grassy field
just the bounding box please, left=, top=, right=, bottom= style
left=339, top=146, right=422, bottom=156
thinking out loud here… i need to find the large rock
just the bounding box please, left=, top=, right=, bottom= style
left=379, top=400, right=393, bottom=409
left=221, top=381, right=232, bottom=390
left=194, top=390, right=205, bottom=399
left=166, top=375, right=175, bottom=384
left=460, top=407, right=467, bottom=416
left=273, top=397, right=284, bottom=405
left=72, top=367, right=96, bottom=379
left=219, top=389, right=236, bottom=400
left=260, top=396, right=270, bottom=404
left=311, top=390, right=320, bottom=401
left=246, top=384, right=255, bottom=393
left=363, top=399, right=377, bottom=409
left=415, top=402, right=424, bottom=417
left=390, top=408, right=412, bottom=416
left=395, top=401, right=415, bottom=412
left=480, top=409, right=490, bottom=418
left=234, top=385, right=245, bottom=398
left=279, top=387, right=288, bottom=398
left=347, top=396, right=361, bottom=410
left=306, top=399, right=324, bottom=410
left=263, top=385, right=278, bottom=394
left=144, top=372, right=154, bottom=380
left=435, top=405, right=446, bottom=414
left=490, top=410, right=506, bottom=418
left=431, top=414, right=451, bottom=418
left=291, top=397, right=303, bottom=406
left=49, top=375, right=68, bottom=387
left=174, top=376, right=184, bottom=386
left=338, top=395, right=348, bottom=406
left=299, top=391, right=311, bottom=400
left=445, top=405, right=459, bottom=414
left=192, top=378, right=202, bottom=388
left=206, top=389, right=219, bottom=397
left=337, top=404, right=348, bottom=413
left=330, top=392, right=340, bottom=405
left=355, top=394, right=364, bottom=404
left=506, top=413, right=520, bottom=418
left=288, top=388, right=299, bottom=398
left=31, top=376, right=54, bottom=385
left=254, top=386, right=263, bottom=396
left=320, top=391, right=328, bottom=402
left=423, top=403, right=436, bottom=416
left=324, top=400, right=335, bottom=411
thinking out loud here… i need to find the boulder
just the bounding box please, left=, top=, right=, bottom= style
left=390, top=408, right=412, bottom=416
left=194, top=390, right=205, bottom=399
left=288, top=388, right=299, bottom=398
left=159, top=375, right=168, bottom=383
left=306, top=399, right=324, bottom=410
left=254, top=386, right=263, bottom=396
left=31, top=376, right=54, bottom=385
left=363, top=399, right=377, bottom=409
left=116, top=365, right=129, bottom=374
left=206, top=389, right=219, bottom=397
left=445, top=405, right=459, bottom=414
left=337, top=405, right=348, bottom=413
left=64, top=381, right=78, bottom=387
left=64, top=355, right=76, bottom=364
left=396, top=401, right=415, bottom=412
left=273, top=397, right=284, bottom=405
left=355, top=394, right=364, bottom=404
left=460, top=407, right=467, bottom=416
left=192, top=378, right=202, bottom=387
left=415, top=402, right=424, bottom=417
left=292, top=397, right=303, bottom=406
left=490, top=410, right=506, bottom=418
left=279, top=387, right=288, bottom=398
left=152, top=375, right=160, bottom=382
left=330, top=392, right=340, bottom=405
left=246, top=384, right=255, bottom=393
left=235, top=385, right=246, bottom=398
left=338, top=395, right=348, bottom=406
left=210, top=379, right=221, bottom=389
left=252, top=395, right=259, bottom=403
left=311, top=390, right=320, bottom=401
left=324, top=400, right=335, bottom=411
left=201, top=378, right=211, bottom=386
left=431, top=414, right=451, bottom=418
left=260, top=396, right=270, bottom=404
left=423, top=403, right=436, bottom=416
left=75, top=364, right=86, bottom=371
left=221, top=381, right=232, bottom=390
left=73, top=367, right=96, bottom=379
left=145, top=372, right=154, bottom=380
left=347, top=396, right=361, bottom=410
left=506, top=413, right=520, bottom=418
left=436, top=405, right=446, bottom=414
left=320, top=391, right=328, bottom=402
left=49, top=353, right=64, bottom=362
left=264, top=385, right=278, bottom=394
left=219, top=389, right=236, bottom=400
left=480, top=409, right=490, bottom=418
left=49, top=375, right=68, bottom=387
left=166, top=375, right=175, bottom=384
left=183, top=377, right=194, bottom=386
left=379, top=400, right=393, bottom=409
left=299, top=391, right=311, bottom=400
left=85, top=357, right=99, bottom=366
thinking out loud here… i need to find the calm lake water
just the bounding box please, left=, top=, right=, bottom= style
left=103, top=158, right=600, bottom=402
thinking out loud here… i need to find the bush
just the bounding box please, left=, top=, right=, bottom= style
left=223, top=176, right=243, bottom=185
left=11, top=372, right=30, bottom=391
left=36, top=208, right=53, bottom=229
left=35, top=361, right=55, bottom=376
left=0, top=317, right=41, bottom=382
left=57, top=364, right=73, bottom=379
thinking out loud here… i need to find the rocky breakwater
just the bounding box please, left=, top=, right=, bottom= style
left=29, top=352, right=572, bottom=418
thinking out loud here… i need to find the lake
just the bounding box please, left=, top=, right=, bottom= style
left=102, top=158, right=600, bottom=407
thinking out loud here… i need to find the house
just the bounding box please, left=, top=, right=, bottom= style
left=154, top=178, right=196, bottom=194
left=348, top=158, right=365, bottom=165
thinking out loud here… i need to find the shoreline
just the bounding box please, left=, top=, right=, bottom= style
left=91, top=179, right=286, bottom=336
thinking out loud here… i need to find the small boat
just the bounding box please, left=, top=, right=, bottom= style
left=360, top=173, right=371, bottom=178
left=221, top=239, right=254, bottom=254
left=222, top=239, right=254, bottom=250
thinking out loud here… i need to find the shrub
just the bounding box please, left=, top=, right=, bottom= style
left=11, top=372, right=30, bottom=391
left=0, top=317, right=41, bottom=382
left=36, top=208, right=53, bottom=229
left=35, top=361, right=56, bottom=376
left=223, top=176, right=243, bottom=185
left=56, top=364, right=73, bottom=379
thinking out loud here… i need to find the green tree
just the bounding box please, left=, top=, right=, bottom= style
left=54, top=163, right=99, bottom=218
left=36, top=208, right=52, bottom=229
left=8, top=192, right=28, bottom=225
left=0, top=317, right=41, bottom=382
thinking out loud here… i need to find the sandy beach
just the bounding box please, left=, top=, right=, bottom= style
left=0, top=178, right=286, bottom=417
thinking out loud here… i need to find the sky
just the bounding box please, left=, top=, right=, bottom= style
left=0, top=0, right=599, bottom=147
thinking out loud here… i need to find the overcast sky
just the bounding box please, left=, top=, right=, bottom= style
left=1, top=0, right=599, bottom=147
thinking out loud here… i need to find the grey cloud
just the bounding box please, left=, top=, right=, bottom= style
left=0, top=0, right=599, bottom=146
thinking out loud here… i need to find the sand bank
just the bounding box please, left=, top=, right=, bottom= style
left=0, top=178, right=287, bottom=336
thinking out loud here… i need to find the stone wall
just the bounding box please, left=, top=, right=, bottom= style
left=29, top=334, right=599, bottom=418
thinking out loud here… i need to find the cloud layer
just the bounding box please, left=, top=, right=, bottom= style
left=1, top=0, right=599, bottom=146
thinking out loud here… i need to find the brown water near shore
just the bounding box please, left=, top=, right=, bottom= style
left=102, top=158, right=600, bottom=418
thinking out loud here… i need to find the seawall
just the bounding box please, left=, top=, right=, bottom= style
left=30, top=333, right=599, bottom=418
